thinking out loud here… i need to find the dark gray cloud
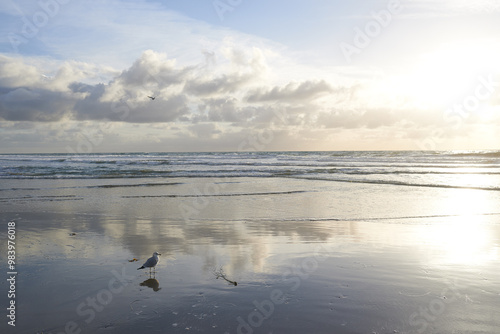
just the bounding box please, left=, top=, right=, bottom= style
left=0, top=87, right=75, bottom=122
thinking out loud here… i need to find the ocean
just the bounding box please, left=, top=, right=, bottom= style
left=2, top=150, right=500, bottom=190
left=1, top=150, right=500, bottom=334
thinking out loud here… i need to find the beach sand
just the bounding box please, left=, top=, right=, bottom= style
left=1, top=177, right=499, bottom=333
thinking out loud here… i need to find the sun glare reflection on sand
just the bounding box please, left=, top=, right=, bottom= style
left=434, top=216, right=496, bottom=265
left=422, top=187, right=499, bottom=267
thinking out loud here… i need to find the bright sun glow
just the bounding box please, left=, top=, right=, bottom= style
left=392, top=42, right=500, bottom=108
left=428, top=215, right=497, bottom=267
left=423, top=188, right=499, bottom=266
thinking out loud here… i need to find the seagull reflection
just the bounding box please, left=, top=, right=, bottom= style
left=140, top=278, right=161, bottom=292
left=213, top=267, right=237, bottom=286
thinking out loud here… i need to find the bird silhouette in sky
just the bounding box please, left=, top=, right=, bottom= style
left=147, top=96, right=156, bottom=100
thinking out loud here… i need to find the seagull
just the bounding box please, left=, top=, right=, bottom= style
left=137, top=252, right=161, bottom=274
left=147, top=96, right=156, bottom=100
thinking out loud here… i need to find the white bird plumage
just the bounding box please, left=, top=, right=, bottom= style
left=137, top=252, right=161, bottom=274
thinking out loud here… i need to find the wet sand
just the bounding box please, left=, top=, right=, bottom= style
left=1, top=177, right=500, bottom=333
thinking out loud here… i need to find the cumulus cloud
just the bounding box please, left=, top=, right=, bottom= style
left=1, top=49, right=337, bottom=125
left=0, top=56, right=40, bottom=88
left=0, top=87, right=75, bottom=122
left=115, top=51, right=187, bottom=89
left=184, top=48, right=267, bottom=97
left=2, top=48, right=498, bottom=153
left=246, top=80, right=333, bottom=103
left=198, top=97, right=241, bottom=123
left=0, top=51, right=194, bottom=123
left=184, top=73, right=250, bottom=96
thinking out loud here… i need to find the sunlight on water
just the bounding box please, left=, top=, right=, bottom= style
left=441, top=187, right=498, bottom=216
left=2, top=151, right=500, bottom=334
left=431, top=217, right=497, bottom=266
left=422, top=188, right=499, bottom=266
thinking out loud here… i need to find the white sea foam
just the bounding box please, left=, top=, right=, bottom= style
left=0, top=151, right=499, bottom=190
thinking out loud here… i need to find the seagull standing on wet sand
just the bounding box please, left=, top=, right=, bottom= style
left=137, top=252, right=161, bottom=274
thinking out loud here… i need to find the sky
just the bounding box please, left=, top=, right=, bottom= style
left=1, top=0, right=500, bottom=153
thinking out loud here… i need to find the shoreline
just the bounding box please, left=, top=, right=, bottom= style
left=1, top=177, right=499, bottom=333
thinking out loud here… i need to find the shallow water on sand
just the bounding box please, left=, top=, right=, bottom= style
left=1, top=177, right=500, bottom=334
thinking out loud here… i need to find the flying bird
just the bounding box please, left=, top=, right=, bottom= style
left=147, top=96, right=156, bottom=100
left=137, top=252, right=161, bottom=274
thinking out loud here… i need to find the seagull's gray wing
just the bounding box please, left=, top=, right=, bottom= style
left=142, top=255, right=158, bottom=268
